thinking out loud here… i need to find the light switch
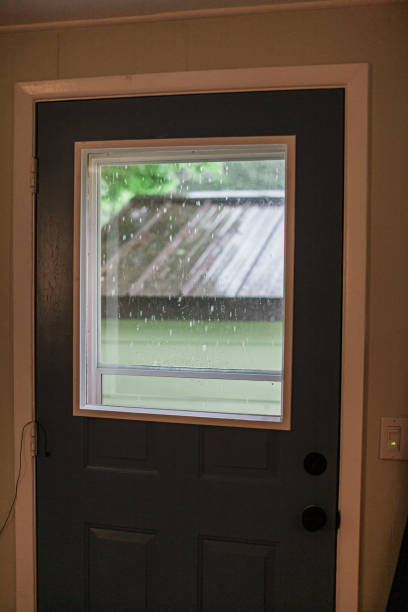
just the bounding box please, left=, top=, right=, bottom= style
left=380, top=418, right=408, bottom=460
left=387, top=427, right=401, bottom=450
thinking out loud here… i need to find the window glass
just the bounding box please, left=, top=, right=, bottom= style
left=79, top=143, right=292, bottom=423
left=102, top=375, right=282, bottom=416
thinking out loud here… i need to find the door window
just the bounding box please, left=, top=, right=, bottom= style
left=74, top=138, right=294, bottom=426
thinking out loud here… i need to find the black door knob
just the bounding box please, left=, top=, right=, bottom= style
left=302, top=506, right=327, bottom=532
left=304, top=452, right=327, bottom=475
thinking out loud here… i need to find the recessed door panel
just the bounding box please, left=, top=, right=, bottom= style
left=199, top=428, right=279, bottom=480
left=199, top=537, right=277, bottom=612
left=85, top=420, right=157, bottom=474
left=87, top=527, right=156, bottom=612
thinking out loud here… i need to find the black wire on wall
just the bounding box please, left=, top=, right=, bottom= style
left=0, top=420, right=50, bottom=537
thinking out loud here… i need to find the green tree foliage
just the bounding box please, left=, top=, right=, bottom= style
left=101, top=162, right=222, bottom=225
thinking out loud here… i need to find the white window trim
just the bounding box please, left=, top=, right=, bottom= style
left=13, top=63, right=368, bottom=612
left=76, top=139, right=293, bottom=427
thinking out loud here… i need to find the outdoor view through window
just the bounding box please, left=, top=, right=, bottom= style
left=87, top=146, right=288, bottom=419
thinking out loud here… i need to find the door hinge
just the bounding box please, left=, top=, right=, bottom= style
left=30, top=421, right=38, bottom=457
left=336, top=510, right=341, bottom=530
left=30, top=157, right=38, bottom=195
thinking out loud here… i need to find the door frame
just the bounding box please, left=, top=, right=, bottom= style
left=12, top=63, right=368, bottom=612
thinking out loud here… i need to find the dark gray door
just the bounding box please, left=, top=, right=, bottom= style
left=36, top=89, right=344, bottom=611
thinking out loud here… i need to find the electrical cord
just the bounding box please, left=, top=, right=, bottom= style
left=0, top=420, right=50, bottom=536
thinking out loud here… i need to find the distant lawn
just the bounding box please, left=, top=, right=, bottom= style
left=101, top=319, right=283, bottom=371
left=100, top=319, right=283, bottom=416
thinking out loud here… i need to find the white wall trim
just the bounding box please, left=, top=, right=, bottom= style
left=13, top=63, right=368, bottom=612
left=0, top=0, right=401, bottom=33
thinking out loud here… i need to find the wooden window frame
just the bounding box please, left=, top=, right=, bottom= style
left=12, top=63, right=368, bottom=612
left=74, top=137, right=294, bottom=428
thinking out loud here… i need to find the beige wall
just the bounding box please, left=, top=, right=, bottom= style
left=1, top=4, right=407, bottom=610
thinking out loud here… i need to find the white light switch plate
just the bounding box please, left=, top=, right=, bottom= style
left=380, top=417, right=408, bottom=460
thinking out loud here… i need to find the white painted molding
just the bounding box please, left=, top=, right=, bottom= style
left=0, top=0, right=402, bottom=33
left=13, top=63, right=368, bottom=612
left=13, top=85, right=37, bottom=612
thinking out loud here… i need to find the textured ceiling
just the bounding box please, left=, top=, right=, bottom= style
left=0, top=0, right=377, bottom=27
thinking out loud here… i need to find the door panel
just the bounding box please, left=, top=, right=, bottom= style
left=87, top=526, right=156, bottom=612
left=36, top=89, right=344, bottom=611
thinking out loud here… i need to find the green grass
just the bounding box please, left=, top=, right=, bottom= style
left=101, top=319, right=283, bottom=370
left=100, top=319, right=283, bottom=416
left=102, top=375, right=282, bottom=416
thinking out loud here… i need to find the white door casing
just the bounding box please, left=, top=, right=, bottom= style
left=12, top=64, right=368, bottom=612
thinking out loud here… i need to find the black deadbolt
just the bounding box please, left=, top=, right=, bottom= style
left=302, top=506, right=327, bottom=532
left=304, top=452, right=327, bottom=476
